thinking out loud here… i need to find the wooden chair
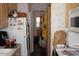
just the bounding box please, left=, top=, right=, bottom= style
left=53, top=30, right=67, bottom=48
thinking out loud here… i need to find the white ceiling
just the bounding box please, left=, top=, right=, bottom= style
left=30, top=3, right=48, bottom=11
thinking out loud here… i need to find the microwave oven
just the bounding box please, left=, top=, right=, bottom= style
left=69, top=16, right=79, bottom=32
left=71, top=16, right=79, bottom=27
left=69, top=6, right=79, bottom=32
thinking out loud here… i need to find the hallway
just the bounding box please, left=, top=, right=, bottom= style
left=28, top=3, right=50, bottom=56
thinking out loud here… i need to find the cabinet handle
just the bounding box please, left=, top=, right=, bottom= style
left=24, top=36, right=26, bottom=38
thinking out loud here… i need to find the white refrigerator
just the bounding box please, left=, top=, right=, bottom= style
left=8, top=17, right=28, bottom=56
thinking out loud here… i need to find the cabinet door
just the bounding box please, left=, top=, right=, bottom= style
left=66, top=3, right=79, bottom=11
left=65, top=3, right=79, bottom=28
left=2, top=4, right=8, bottom=28
left=12, top=46, right=21, bottom=56
left=71, top=3, right=79, bottom=9
left=0, top=4, right=3, bottom=28
left=0, top=4, right=8, bottom=28
left=8, top=3, right=17, bottom=13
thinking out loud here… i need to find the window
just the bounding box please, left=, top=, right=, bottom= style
left=36, top=17, right=40, bottom=27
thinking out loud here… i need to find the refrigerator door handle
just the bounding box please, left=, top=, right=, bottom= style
left=24, top=36, right=26, bottom=38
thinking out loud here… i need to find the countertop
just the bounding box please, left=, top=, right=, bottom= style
left=0, top=44, right=20, bottom=56
left=56, top=47, right=79, bottom=56
left=0, top=49, right=16, bottom=56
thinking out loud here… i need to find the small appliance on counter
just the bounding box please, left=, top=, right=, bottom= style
left=5, top=38, right=16, bottom=48
left=0, top=31, right=9, bottom=46
left=0, top=31, right=16, bottom=48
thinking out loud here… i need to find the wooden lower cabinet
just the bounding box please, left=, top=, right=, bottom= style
left=12, top=48, right=21, bottom=56
left=12, top=45, right=21, bottom=56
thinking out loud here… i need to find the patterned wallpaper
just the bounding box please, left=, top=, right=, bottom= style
left=51, top=3, right=66, bottom=40
left=51, top=3, right=66, bottom=55
left=41, top=13, right=48, bottom=40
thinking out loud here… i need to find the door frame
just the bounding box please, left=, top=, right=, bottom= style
left=47, top=3, right=51, bottom=56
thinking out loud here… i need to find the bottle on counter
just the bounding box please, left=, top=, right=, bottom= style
left=13, top=10, right=18, bottom=17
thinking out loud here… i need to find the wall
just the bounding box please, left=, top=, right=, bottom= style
left=31, top=3, right=48, bottom=11
left=17, top=3, right=34, bottom=54
left=33, top=11, right=41, bottom=36
left=17, top=3, right=29, bottom=14
left=51, top=3, right=66, bottom=55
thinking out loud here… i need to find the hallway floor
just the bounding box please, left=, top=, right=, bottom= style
left=30, top=37, right=47, bottom=56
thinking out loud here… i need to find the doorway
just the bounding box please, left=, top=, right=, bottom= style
left=29, top=3, right=51, bottom=56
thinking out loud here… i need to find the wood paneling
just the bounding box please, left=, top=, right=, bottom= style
left=0, top=3, right=8, bottom=28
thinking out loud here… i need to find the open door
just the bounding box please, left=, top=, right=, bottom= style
left=40, top=3, right=51, bottom=56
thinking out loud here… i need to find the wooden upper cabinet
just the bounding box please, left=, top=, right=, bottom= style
left=71, top=3, right=79, bottom=9
left=66, top=3, right=79, bottom=10
left=0, top=3, right=8, bottom=28
left=0, top=3, right=17, bottom=28
left=7, top=3, right=17, bottom=14
left=8, top=3, right=17, bottom=11
left=65, top=3, right=79, bottom=28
